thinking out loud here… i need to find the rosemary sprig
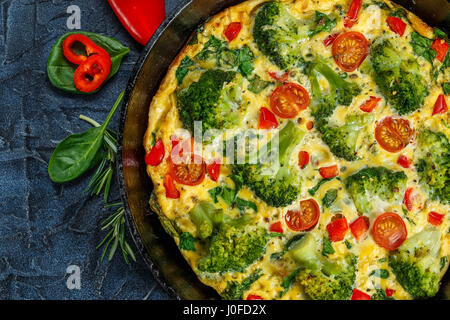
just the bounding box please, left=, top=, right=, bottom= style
left=97, top=202, right=136, bottom=264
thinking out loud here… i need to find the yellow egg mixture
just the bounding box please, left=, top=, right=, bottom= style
left=143, top=0, right=449, bottom=300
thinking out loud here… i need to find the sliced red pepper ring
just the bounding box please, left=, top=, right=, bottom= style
left=145, top=139, right=165, bottom=166
left=326, top=217, right=348, bottom=242
left=163, top=174, right=180, bottom=199
left=350, top=216, right=370, bottom=242
left=62, top=34, right=108, bottom=65
left=431, top=38, right=449, bottom=62
left=73, top=54, right=112, bottom=93
left=428, top=211, right=445, bottom=226
left=269, top=221, right=283, bottom=233
left=386, top=16, right=407, bottom=36
left=351, top=289, right=371, bottom=300
left=206, top=161, right=221, bottom=182
left=224, top=22, right=242, bottom=42
left=258, top=107, right=279, bottom=129
left=432, top=94, right=448, bottom=115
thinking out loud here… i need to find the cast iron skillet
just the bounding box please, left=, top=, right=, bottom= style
left=117, top=0, right=450, bottom=300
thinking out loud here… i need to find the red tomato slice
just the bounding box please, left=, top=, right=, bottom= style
left=397, top=155, right=410, bottom=168
left=375, top=116, right=413, bottom=153
left=432, top=94, right=448, bottom=115
left=269, top=71, right=290, bottom=83
left=350, top=216, right=370, bottom=241
left=168, top=154, right=206, bottom=186
left=163, top=174, right=180, bottom=199
left=224, top=22, right=242, bottom=42
left=326, top=217, right=349, bottom=242
left=386, top=16, right=407, bottom=36
left=258, top=107, right=279, bottom=129
left=270, top=83, right=310, bottom=119
left=431, top=38, right=449, bottom=62
left=344, top=0, right=362, bottom=28
left=351, top=289, right=371, bottom=300
left=298, top=151, right=310, bottom=169
left=428, top=211, right=445, bottom=226
left=332, top=31, right=369, bottom=72
left=145, top=139, right=165, bottom=166
left=269, top=221, right=283, bottom=233
left=360, top=96, right=381, bottom=113
left=319, top=165, right=339, bottom=179
left=385, top=288, right=395, bottom=297
left=285, top=199, right=320, bottom=231
left=372, top=212, right=407, bottom=250
left=323, top=33, right=340, bottom=46
left=246, top=295, right=263, bottom=300
left=206, top=161, right=221, bottom=182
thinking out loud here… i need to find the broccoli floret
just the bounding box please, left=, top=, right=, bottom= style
left=288, top=233, right=357, bottom=300
left=415, top=129, right=450, bottom=204
left=189, top=201, right=225, bottom=240
left=389, top=229, right=442, bottom=299
left=232, top=120, right=305, bottom=207
left=344, top=166, right=408, bottom=214
left=177, top=69, right=245, bottom=132
left=253, top=1, right=309, bottom=70
left=197, top=223, right=269, bottom=273
left=371, top=38, right=428, bottom=115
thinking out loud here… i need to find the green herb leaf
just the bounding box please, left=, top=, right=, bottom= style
left=179, top=232, right=196, bottom=251
left=235, top=197, right=257, bottom=212
left=443, top=82, right=450, bottom=95
left=440, top=256, right=448, bottom=271
left=248, top=75, right=272, bottom=93
left=371, top=288, right=395, bottom=300
left=280, top=268, right=300, bottom=297
left=47, top=31, right=130, bottom=94
left=308, top=178, right=334, bottom=196
left=410, top=31, right=437, bottom=65
left=322, top=237, right=335, bottom=257
left=176, top=56, right=195, bottom=85
left=344, top=239, right=353, bottom=249
left=370, top=269, right=390, bottom=279
left=221, top=270, right=262, bottom=300
left=322, top=189, right=338, bottom=208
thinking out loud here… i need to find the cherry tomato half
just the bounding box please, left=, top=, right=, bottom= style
left=372, top=212, right=407, bottom=251
left=432, top=94, right=448, bottom=115
left=332, top=31, right=369, bottom=72
left=224, top=22, right=242, bottom=42
left=428, top=211, right=445, bottom=226
left=145, top=139, right=165, bottom=166
left=375, top=116, right=413, bottom=153
left=285, top=199, right=320, bottom=231
left=386, top=16, right=407, bottom=36
left=258, top=107, right=279, bottom=129
left=168, top=154, right=206, bottom=186
left=270, top=83, right=310, bottom=119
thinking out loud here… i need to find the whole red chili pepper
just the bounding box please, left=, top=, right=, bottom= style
left=63, top=34, right=108, bottom=65
left=73, top=54, right=112, bottom=93
left=107, top=0, right=166, bottom=45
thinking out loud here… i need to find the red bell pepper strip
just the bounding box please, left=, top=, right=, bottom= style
left=73, top=54, right=111, bottom=93
left=397, top=155, right=410, bottom=168
left=344, top=0, right=362, bottom=28
left=269, top=221, right=283, bottom=233
left=163, top=174, right=180, bottom=199
left=145, top=139, right=165, bottom=166
left=224, top=22, right=242, bottom=42
left=386, top=17, right=407, bottom=36
left=323, top=33, right=340, bottom=47
left=268, top=71, right=290, bottom=83
left=350, top=216, right=370, bottom=241
left=351, top=289, right=371, bottom=300
left=206, top=161, right=221, bottom=182
left=107, top=0, right=166, bottom=45
left=326, top=217, right=348, bottom=242
left=258, top=107, right=279, bottom=129
left=298, top=151, right=309, bottom=169
left=428, top=211, right=445, bottom=226
left=431, top=38, right=449, bottom=62
left=246, top=295, right=263, bottom=300
left=432, top=94, right=448, bottom=115
left=319, top=165, right=339, bottom=179
left=63, top=34, right=108, bottom=65
left=360, top=96, right=381, bottom=113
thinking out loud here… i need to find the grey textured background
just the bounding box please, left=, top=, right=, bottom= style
left=0, top=0, right=188, bottom=300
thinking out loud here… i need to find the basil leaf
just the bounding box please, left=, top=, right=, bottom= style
left=322, top=237, right=335, bottom=257
left=410, top=31, right=436, bottom=64
left=179, top=232, right=196, bottom=251
left=48, top=92, right=123, bottom=183
left=47, top=31, right=130, bottom=94
left=370, top=269, right=390, bottom=279
left=322, top=189, right=338, bottom=208
left=176, top=56, right=195, bottom=85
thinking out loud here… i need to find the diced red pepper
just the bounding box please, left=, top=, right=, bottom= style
left=344, top=0, right=362, bottom=28
left=319, top=165, right=339, bottom=179
left=350, top=216, right=370, bottom=241
left=246, top=295, right=263, bottom=300
left=163, top=174, right=180, bottom=199
left=432, top=94, right=448, bottom=115
left=397, top=155, right=410, bottom=168
left=73, top=54, right=111, bottom=92
left=323, top=33, right=340, bottom=46
left=386, top=16, right=407, bottom=36
left=206, top=161, right=221, bottom=182
left=298, top=151, right=310, bottom=169
left=431, top=38, right=449, bottom=62
left=224, top=22, right=242, bottom=42
left=269, top=221, right=283, bottom=233
left=145, top=139, right=165, bottom=166
left=258, top=107, right=279, bottom=129
left=351, top=289, right=371, bottom=300
left=385, top=288, right=395, bottom=297
left=326, top=217, right=349, bottom=242
left=360, top=96, right=381, bottom=113
left=428, top=211, right=445, bottom=226
left=268, top=71, right=290, bottom=83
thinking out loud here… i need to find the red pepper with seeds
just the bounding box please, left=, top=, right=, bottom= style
left=73, top=54, right=112, bottom=93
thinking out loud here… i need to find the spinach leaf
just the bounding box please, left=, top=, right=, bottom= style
left=248, top=75, right=272, bottom=93
left=237, top=46, right=255, bottom=77
left=369, top=269, right=390, bottom=279
left=176, top=56, right=195, bottom=85
left=322, top=237, right=335, bottom=257
left=322, top=189, right=338, bottom=208
left=410, top=31, right=437, bottom=64
left=48, top=91, right=124, bottom=183
left=309, top=11, right=337, bottom=37
left=440, top=256, right=448, bottom=271
left=280, top=268, right=300, bottom=297
left=179, top=232, right=196, bottom=251
left=47, top=31, right=130, bottom=94
left=308, top=178, right=334, bottom=196
left=443, top=82, right=450, bottom=95
left=195, top=35, right=224, bottom=61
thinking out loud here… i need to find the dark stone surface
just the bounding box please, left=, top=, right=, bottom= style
left=0, top=0, right=188, bottom=300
